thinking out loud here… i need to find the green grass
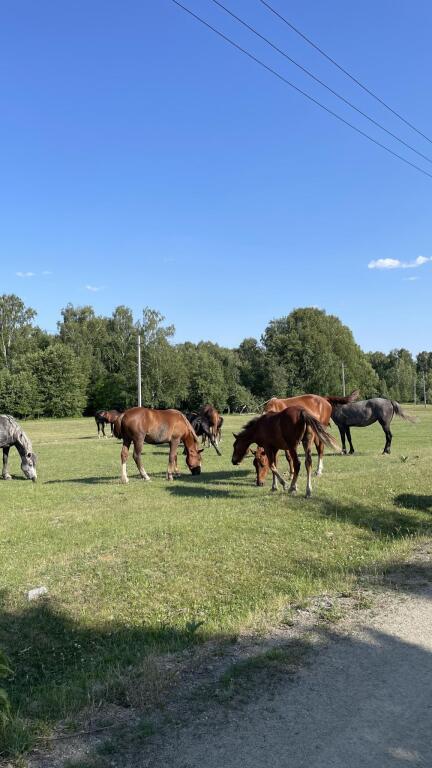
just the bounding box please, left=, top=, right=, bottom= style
left=1, top=407, right=431, bottom=756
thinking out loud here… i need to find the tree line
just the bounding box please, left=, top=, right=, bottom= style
left=0, top=294, right=430, bottom=418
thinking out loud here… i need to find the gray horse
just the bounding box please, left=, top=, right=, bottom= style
left=0, top=414, right=37, bottom=481
left=331, top=398, right=414, bottom=455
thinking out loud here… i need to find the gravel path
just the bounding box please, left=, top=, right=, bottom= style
left=142, top=574, right=432, bottom=767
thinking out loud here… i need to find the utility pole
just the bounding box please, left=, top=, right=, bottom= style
left=137, top=331, right=142, bottom=407
left=341, top=361, right=346, bottom=396
left=423, top=371, right=427, bottom=408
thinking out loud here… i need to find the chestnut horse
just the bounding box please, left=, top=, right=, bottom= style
left=253, top=391, right=358, bottom=488
left=113, top=407, right=203, bottom=483
left=232, top=406, right=340, bottom=498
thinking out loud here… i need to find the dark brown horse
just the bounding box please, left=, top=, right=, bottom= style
left=254, top=391, right=358, bottom=487
left=232, top=406, right=340, bottom=497
left=95, top=409, right=123, bottom=438
left=113, top=407, right=203, bottom=483
left=199, top=404, right=222, bottom=446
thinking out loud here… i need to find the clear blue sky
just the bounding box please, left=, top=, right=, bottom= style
left=1, top=0, right=431, bottom=354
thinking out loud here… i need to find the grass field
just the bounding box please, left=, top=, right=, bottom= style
left=1, top=407, right=432, bottom=757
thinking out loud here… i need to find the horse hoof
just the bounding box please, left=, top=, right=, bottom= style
left=305, top=490, right=312, bottom=498
left=121, top=477, right=129, bottom=484
left=2, top=475, right=12, bottom=481
left=314, top=470, right=322, bottom=477
left=288, top=488, right=297, bottom=496
left=349, top=450, right=355, bottom=455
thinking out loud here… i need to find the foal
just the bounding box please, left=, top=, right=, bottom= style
left=232, top=407, right=340, bottom=498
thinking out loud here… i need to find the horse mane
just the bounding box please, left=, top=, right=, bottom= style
left=179, top=412, right=199, bottom=443
left=240, top=415, right=261, bottom=433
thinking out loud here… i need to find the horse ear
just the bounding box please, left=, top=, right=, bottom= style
left=198, top=448, right=205, bottom=453
left=249, top=449, right=256, bottom=457
left=232, top=432, right=238, bottom=438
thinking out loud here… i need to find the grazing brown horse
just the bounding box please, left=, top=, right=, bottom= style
left=113, top=407, right=203, bottom=483
left=95, top=409, right=122, bottom=438
left=254, top=391, right=359, bottom=487
left=232, top=406, right=340, bottom=498
left=199, top=404, right=223, bottom=447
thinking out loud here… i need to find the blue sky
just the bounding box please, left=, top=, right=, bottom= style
left=1, top=0, right=431, bottom=354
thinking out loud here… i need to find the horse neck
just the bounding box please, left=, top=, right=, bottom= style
left=14, top=429, right=32, bottom=458
left=183, top=429, right=198, bottom=456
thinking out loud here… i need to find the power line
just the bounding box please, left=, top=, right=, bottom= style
left=169, top=0, right=432, bottom=180
left=259, top=0, right=432, bottom=146
left=208, top=0, right=432, bottom=165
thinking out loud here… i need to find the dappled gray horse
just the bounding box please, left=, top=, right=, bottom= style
left=331, top=398, right=414, bottom=455
left=0, top=415, right=37, bottom=481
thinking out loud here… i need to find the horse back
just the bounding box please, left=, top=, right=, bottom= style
left=263, top=395, right=331, bottom=425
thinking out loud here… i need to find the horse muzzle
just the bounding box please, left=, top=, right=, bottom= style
left=190, top=466, right=201, bottom=476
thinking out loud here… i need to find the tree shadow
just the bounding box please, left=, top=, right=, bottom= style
left=394, top=494, right=432, bottom=513
left=314, top=496, right=432, bottom=539
left=0, top=595, right=231, bottom=757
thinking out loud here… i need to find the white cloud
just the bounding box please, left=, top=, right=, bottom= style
left=85, top=284, right=104, bottom=292
left=42, top=270, right=53, bottom=275
left=404, top=276, right=419, bottom=282
left=16, top=271, right=35, bottom=277
left=368, top=255, right=432, bottom=270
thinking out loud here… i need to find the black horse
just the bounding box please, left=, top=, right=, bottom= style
left=184, top=412, right=221, bottom=455
left=331, top=398, right=414, bottom=455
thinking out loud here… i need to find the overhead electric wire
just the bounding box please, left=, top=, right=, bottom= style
left=259, top=0, right=432, bottom=146
left=169, top=0, right=432, bottom=179
left=207, top=0, right=432, bottom=165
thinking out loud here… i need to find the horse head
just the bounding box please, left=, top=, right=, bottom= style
left=21, top=450, right=37, bottom=482
left=250, top=446, right=269, bottom=486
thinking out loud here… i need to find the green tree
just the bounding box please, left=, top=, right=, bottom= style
left=0, top=294, right=36, bottom=370
left=33, top=345, right=88, bottom=417
left=262, top=308, right=378, bottom=396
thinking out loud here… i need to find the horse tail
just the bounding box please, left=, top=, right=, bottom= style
left=391, top=401, right=416, bottom=423
left=113, top=413, right=125, bottom=439
left=325, top=389, right=360, bottom=408
left=301, top=411, right=342, bottom=453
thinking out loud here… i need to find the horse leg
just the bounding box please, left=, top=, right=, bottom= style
left=2, top=447, right=11, bottom=480
left=379, top=419, right=392, bottom=454
left=338, top=425, right=347, bottom=454
left=133, top=438, right=151, bottom=481
left=314, top=438, right=324, bottom=476
left=288, top=449, right=301, bottom=495
left=285, top=450, right=294, bottom=478
left=268, top=449, right=287, bottom=491
left=120, top=439, right=131, bottom=484
left=346, top=426, right=355, bottom=454
left=167, top=438, right=180, bottom=481
left=104, top=422, right=108, bottom=439
left=302, top=431, right=314, bottom=497
left=110, top=423, right=115, bottom=437
left=270, top=452, right=279, bottom=492
left=97, top=421, right=101, bottom=439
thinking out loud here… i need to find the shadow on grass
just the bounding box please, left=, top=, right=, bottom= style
left=0, top=595, right=232, bottom=757
left=312, top=496, right=432, bottom=539
left=394, top=494, right=432, bottom=512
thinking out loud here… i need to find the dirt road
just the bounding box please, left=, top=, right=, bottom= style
left=143, top=566, right=432, bottom=767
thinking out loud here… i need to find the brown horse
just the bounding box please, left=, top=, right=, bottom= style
left=199, top=404, right=223, bottom=446
left=113, top=407, right=203, bottom=483
left=96, top=409, right=122, bottom=438
left=232, top=407, right=340, bottom=498
left=253, top=391, right=358, bottom=488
